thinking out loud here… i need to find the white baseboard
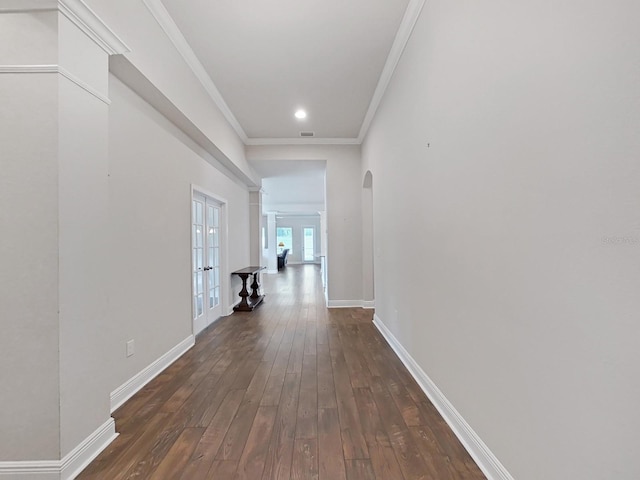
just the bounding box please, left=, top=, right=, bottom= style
left=0, top=418, right=117, bottom=480
left=327, top=300, right=363, bottom=308
left=0, top=460, right=59, bottom=479
left=372, top=314, right=514, bottom=480
left=326, top=299, right=375, bottom=309
left=110, top=335, right=195, bottom=412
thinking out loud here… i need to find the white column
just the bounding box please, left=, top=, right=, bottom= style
left=0, top=0, right=128, bottom=467
left=266, top=212, right=278, bottom=273
left=249, top=189, right=263, bottom=266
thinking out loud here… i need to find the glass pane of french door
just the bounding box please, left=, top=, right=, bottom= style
left=303, top=227, right=315, bottom=262
left=192, top=198, right=205, bottom=319
left=206, top=203, right=221, bottom=310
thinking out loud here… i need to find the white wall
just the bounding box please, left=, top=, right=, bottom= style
left=246, top=145, right=363, bottom=305
left=106, top=74, right=250, bottom=396
left=362, top=1, right=640, bottom=479
left=0, top=11, right=61, bottom=461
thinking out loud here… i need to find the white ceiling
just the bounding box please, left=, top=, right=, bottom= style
left=159, top=0, right=413, bottom=142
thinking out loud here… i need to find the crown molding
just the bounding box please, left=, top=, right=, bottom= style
left=0, top=1, right=130, bottom=55
left=357, top=0, right=426, bottom=143
left=141, top=0, right=249, bottom=144
left=245, top=137, right=361, bottom=146
left=58, top=0, right=129, bottom=55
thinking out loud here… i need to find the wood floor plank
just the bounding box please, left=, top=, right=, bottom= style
left=77, top=265, right=486, bottom=480
left=149, top=427, right=205, bottom=480
left=121, top=409, right=193, bottom=479
left=295, top=354, right=318, bottom=439
left=317, top=351, right=337, bottom=409
left=181, top=389, right=245, bottom=478
left=235, top=405, right=278, bottom=480
left=331, top=349, right=369, bottom=460
left=345, top=459, right=376, bottom=480
left=369, top=376, right=434, bottom=480
left=261, top=373, right=301, bottom=480
left=291, top=438, right=319, bottom=480
left=207, top=460, right=238, bottom=479
left=215, top=398, right=260, bottom=461
left=352, top=387, right=405, bottom=480
left=260, top=338, right=294, bottom=407
left=318, top=407, right=347, bottom=480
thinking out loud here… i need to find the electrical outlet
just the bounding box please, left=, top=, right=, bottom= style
left=126, top=339, right=135, bottom=357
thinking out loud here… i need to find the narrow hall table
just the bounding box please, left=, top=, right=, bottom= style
left=231, top=266, right=266, bottom=311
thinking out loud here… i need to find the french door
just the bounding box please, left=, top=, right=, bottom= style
left=303, top=226, right=315, bottom=262
left=192, top=194, right=222, bottom=334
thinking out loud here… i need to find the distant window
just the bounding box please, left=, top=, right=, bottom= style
left=276, top=227, right=293, bottom=252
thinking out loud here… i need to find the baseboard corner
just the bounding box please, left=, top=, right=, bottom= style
left=0, top=418, right=118, bottom=480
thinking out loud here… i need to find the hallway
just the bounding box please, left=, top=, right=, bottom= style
left=78, top=265, right=485, bottom=479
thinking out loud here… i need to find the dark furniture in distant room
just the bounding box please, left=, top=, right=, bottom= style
left=277, top=248, right=289, bottom=270
left=231, top=266, right=266, bottom=311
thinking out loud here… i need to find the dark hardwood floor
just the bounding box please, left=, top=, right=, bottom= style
left=78, top=264, right=486, bottom=479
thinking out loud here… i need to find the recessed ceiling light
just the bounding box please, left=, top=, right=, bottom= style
left=295, top=109, right=307, bottom=119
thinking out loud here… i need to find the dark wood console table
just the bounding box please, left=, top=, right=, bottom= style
left=231, top=266, right=266, bottom=312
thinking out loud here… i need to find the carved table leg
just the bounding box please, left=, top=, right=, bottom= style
left=250, top=272, right=261, bottom=299
left=237, top=273, right=250, bottom=309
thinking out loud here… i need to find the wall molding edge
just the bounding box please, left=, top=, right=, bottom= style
left=0, top=65, right=110, bottom=104
left=58, top=66, right=111, bottom=104
left=372, top=314, right=514, bottom=480
left=110, top=335, right=195, bottom=412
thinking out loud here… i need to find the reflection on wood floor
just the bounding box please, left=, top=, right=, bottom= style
left=78, top=264, right=486, bottom=479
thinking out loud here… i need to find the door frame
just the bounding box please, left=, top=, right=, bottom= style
left=191, top=185, right=229, bottom=335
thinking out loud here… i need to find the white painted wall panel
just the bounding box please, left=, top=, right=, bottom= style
left=362, top=1, right=640, bottom=478
left=0, top=73, right=61, bottom=461
left=106, top=75, right=250, bottom=395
